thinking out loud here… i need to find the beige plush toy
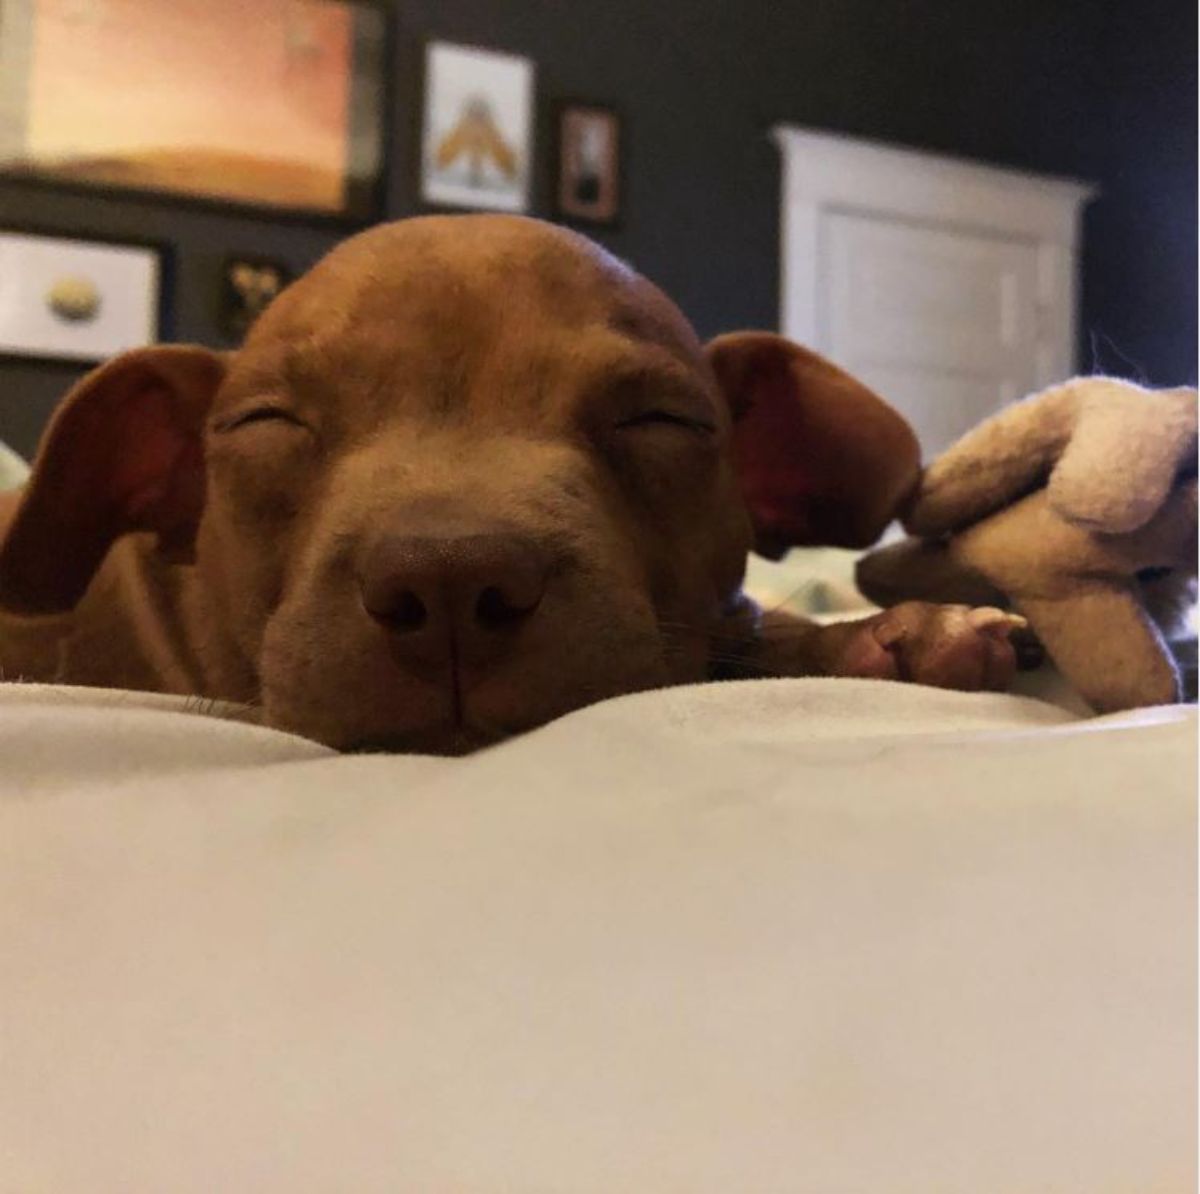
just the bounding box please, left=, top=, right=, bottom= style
left=857, top=376, right=1198, bottom=712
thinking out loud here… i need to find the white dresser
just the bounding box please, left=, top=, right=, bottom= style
left=774, top=126, right=1095, bottom=457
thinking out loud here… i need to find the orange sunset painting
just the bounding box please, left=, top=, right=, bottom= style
left=1, top=0, right=381, bottom=214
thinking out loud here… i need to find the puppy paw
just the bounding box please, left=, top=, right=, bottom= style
left=833, top=602, right=1025, bottom=692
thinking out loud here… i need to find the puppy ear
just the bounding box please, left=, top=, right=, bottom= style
left=0, top=346, right=226, bottom=614
left=707, top=332, right=919, bottom=557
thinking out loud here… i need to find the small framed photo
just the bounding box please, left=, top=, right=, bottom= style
left=555, top=104, right=622, bottom=225
left=0, top=229, right=164, bottom=366
left=420, top=42, right=535, bottom=213
left=0, top=0, right=389, bottom=223
left=218, top=255, right=294, bottom=342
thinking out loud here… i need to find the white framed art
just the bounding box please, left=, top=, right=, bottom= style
left=0, top=0, right=389, bottom=222
left=0, top=230, right=163, bottom=364
left=420, top=42, right=534, bottom=213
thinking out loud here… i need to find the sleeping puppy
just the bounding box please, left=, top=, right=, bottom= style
left=0, top=215, right=1020, bottom=752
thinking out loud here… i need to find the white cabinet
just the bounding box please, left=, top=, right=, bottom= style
left=774, top=127, right=1095, bottom=457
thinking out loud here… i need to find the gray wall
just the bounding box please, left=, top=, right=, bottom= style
left=1, top=0, right=1195, bottom=459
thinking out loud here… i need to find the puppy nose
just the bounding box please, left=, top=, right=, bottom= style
left=359, top=533, right=549, bottom=665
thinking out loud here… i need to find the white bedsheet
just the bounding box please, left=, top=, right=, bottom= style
left=1, top=679, right=1195, bottom=1192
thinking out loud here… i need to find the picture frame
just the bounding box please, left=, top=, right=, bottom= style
left=218, top=255, right=294, bottom=342
left=554, top=103, right=622, bottom=226
left=0, top=228, right=165, bottom=367
left=420, top=41, right=535, bottom=213
left=0, top=0, right=389, bottom=224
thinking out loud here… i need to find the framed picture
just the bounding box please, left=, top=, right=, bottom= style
left=218, top=255, right=293, bottom=341
left=0, top=229, right=164, bottom=365
left=420, top=42, right=535, bottom=213
left=0, top=0, right=388, bottom=223
left=555, top=104, right=621, bottom=225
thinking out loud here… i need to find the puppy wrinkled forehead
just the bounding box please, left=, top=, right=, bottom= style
left=232, top=215, right=710, bottom=424
left=293, top=219, right=679, bottom=330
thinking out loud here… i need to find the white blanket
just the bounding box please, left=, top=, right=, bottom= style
left=1, top=679, right=1195, bottom=1191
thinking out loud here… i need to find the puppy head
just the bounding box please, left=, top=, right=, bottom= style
left=1, top=215, right=916, bottom=751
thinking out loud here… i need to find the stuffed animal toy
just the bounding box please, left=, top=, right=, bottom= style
left=856, top=376, right=1197, bottom=712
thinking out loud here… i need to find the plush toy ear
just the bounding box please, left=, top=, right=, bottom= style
left=1048, top=382, right=1198, bottom=533
left=706, top=332, right=919, bottom=558
left=908, top=378, right=1199, bottom=538
left=903, top=383, right=1077, bottom=537
left=0, top=346, right=226, bottom=614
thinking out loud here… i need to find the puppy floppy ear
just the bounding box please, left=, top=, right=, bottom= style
left=0, top=346, right=226, bottom=614
left=707, top=332, right=919, bottom=558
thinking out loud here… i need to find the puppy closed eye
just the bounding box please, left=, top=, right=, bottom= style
left=214, top=405, right=309, bottom=434
left=210, top=403, right=313, bottom=521
left=616, top=409, right=716, bottom=434
left=604, top=396, right=719, bottom=503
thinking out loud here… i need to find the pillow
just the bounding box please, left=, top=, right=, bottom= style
left=0, top=439, right=29, bottom=491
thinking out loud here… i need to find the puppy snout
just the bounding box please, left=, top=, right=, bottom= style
left=358, top=532, right=550, bottom=667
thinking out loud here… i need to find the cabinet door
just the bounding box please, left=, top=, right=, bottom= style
left=821, top=211, right=1041, bottom=458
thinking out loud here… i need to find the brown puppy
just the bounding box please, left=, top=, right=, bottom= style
left=0, top=216, right=1018, bottom=752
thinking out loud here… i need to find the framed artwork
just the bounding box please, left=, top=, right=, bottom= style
left=0, top=229, right=164, bottom=365
left=0, top=0, right=388, bottom=222
left=218, top=255, right=293, bottom=341
left=420, top=42, right=535, bottom=213
left=555, top=103, right=621, bottom=225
